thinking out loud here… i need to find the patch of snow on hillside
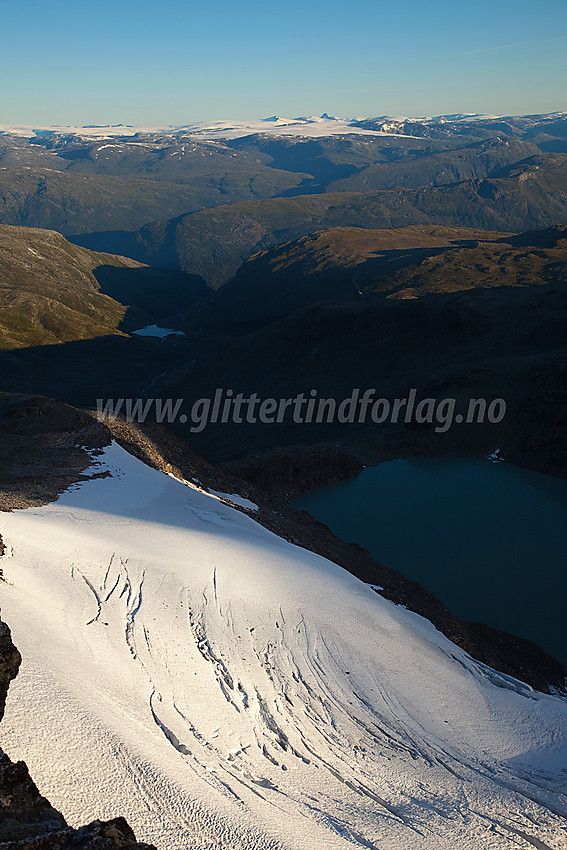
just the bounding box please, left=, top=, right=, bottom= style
left=209, top=490, right=259, bottom=511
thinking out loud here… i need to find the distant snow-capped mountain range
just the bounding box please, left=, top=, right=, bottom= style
left=2, top=111, right=566, bottom=141
left=0, top=114, right=405, bottom=140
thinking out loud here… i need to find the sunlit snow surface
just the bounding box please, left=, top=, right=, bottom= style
left=0, top=116, right=406, bottom=140
left=0, top=443, right=566, bottom=849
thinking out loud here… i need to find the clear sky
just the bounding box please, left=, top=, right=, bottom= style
left=1, top=0, right=566, bottom=125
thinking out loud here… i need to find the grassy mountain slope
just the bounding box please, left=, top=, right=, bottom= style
left=0, top=224, right=204, bottom=348
left=0, top=163, right=309, bottom=237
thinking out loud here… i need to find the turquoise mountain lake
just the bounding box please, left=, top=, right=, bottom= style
left=293, top=458, right=567, bottom=669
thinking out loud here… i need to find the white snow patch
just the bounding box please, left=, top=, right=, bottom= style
left=209, top=491, right=259, bottom=511
left=165, top=473, right=258, bottom=512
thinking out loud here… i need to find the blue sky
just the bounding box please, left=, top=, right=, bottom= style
left=1, top=0, right=566, bottom=124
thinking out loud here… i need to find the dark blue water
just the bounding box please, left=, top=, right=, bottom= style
left=293, top=458, right=567, bottom=667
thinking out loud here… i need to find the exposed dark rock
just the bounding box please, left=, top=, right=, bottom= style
left=0, top=625, right=20, bottom=723
left=0, top=753, right=67, bottom=843
left=0, top=815, right=154, bottom=848
left=0, top=393, right=111, bottom=511
left=222, top=443, right=365, bottom=501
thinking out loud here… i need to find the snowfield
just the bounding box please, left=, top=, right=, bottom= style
left=171, top=116, right=406, bottom=140
left=0, top=115, right=408, bottom=141
left=0, top=443, right=566, bottom=849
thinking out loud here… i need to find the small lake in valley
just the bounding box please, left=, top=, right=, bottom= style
left=293, top=458, right=567, bottom=669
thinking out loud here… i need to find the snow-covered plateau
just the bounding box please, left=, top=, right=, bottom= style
left=0, top=116, right=399, bottom=140
left=0, top=114, right=419, bottom=141
left=0, top=442, right=566, bottom=849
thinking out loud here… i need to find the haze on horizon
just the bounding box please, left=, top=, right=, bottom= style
left=1, top=0, right=566, bottom=126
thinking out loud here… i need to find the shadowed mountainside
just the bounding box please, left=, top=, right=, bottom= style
left=147, top=224, right=567, bottom=485
left=119, top=153, right=567, bottom=287
left=180, top=225, right=510, bottom=331
left=2, top=224, right=567, bottom=487
left=182, top=222, right=567, bottom=329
